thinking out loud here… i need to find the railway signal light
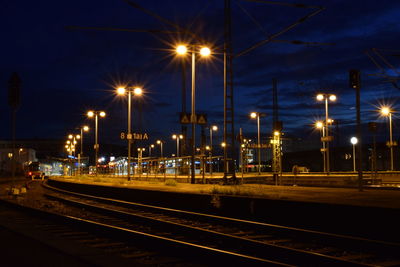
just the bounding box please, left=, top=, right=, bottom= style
left=349, top=69, right=360, bottom=89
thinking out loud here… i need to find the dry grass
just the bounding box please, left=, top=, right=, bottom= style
left=165, top=179, right=177, bottom=186
left=209, top=185, right=267, bottom=196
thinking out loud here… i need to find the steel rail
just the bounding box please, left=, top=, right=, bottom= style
left=42, top=183, right=394, bottom=266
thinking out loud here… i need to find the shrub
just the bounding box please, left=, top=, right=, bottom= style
left=165, top=179, right=177, bottom=186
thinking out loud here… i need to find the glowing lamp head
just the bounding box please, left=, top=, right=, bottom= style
left=83, top=126, right=89, bottom=132
left=212, top=125, right=218, bottom=131
left=99, top=111, right=106, bottom=117
left=172, top=134, right=177, bottom=139
left=133, top=87, right=142, bottom=96
left=274, top=131, right=280, bottom=136
left=221, top=142, right=226, bottom=147
left=150, top=144, right=154, bottom=148
left=157, top=140, right=161, bottom=144
left=176, top=45, right=187, bottom=55
left=381, top=107, right=391, bottom=116
left=68, top=134, right=73, bottom=139
left=87, top=111, right=94, bottom=118
left=350, top=137, right=358, bottom=145
left=250, top=112, right=257, bottom=119
left=329, top=94, right=337, bottom=101
left=199, top=47, right=211, bottom=57
left=179, top=134, right=183, bottom=139
left=205, top=145, right=210, bottom=150
left=76, top=135, right=81, bottom=139
left=117, top=87, right=126, bottom=95
left=316, top=94, right=324, bottom=101
left=315, top=121, right=323, bottom=129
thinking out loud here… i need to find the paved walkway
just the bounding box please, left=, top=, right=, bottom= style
left=50, top=176, right=400, bottom=210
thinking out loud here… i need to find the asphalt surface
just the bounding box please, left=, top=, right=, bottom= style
left=47, top=176, right=400, bottom=209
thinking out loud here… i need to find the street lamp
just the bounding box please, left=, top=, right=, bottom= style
left=172, top=134, right=183, bottom=157
left=156, top=140, right=164, bottom=158
left=68, top=134, right=80, bottom=156
left=315, top=120, right=326, bottom=172
left=87, top=110, right=106, bottom=175
left=316, top=93, right=336, bottom=173
left=208, top=125, right=218, bottom=175
left=117, top=86, right=143, bottom=181
left=350, top=137, right=358, bottom=172
left=149, top=144, right=154, bottom=157
left=381, top=106, right=394, bottom=171
left=78, top=125, right=89, bottom=155
left=176, top=44, right=212, bottom=184
left=137, top=147, right=145, bottom=176
left=67, top=134, right=80, bottom=176
left=250, top=112, right=264, bottom=175
left=76, top=125, right=89, bottom=175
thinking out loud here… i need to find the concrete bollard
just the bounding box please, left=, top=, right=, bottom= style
left=11, top=188, right=20, bottom=195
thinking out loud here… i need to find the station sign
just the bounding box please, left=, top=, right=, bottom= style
left=386, top=141, right=398, bottom=147
left=321, top=136, right=333, bottom=142
left=121, top=132, right=149, bottom=140
left=248, top=143, right=270, bottom=149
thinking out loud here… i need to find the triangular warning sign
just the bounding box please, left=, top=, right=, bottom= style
left=180, top=113, right=190, bottom=124
left=197, top=114, right=207, bottom=124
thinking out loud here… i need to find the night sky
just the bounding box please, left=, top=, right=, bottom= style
left=1, top=0, right=400, bottom=154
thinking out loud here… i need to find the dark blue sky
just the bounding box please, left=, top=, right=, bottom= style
left=1, top=0, right=400, bottom=151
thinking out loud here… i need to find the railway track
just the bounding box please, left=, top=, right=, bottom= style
left=42, top=182, right=400, bottom=266
left=0, top=182, right=280, bottom=266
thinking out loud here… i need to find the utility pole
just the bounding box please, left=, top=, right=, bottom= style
left=350, top=70, right=363, bottom=191
left=223, top=0, right=237, bottom=183
left=8, top=73, right=21, bottom=184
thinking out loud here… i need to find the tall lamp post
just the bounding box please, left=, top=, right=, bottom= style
left=78, top=125, right=89, bottom=175
left=87, top=110, right=106, bottom=175
left=172, top=134, right=183, bottom=157
left=381, top=106, right=394, bottom=171
left=67, top=134, right=80, bottom=176
left=250, top=112, right=265, bottom=175
left=209, top=125, right=218, bottom=175
left=350, top=137, right=358, bottom=172
left=176, top=44, right=212, bottom=184
left=315, top=121, right=326, bottom=172
left=156, top=140, right=164, bottom=158
left=117, top=86, right=143, bottom=181
left=149, top=144, right=154, bottom=157
left=78, top=126, right=89, bottom=155
left=65, top=139, right=75, bottom=176
left=316, top=93, right=336, bottom=174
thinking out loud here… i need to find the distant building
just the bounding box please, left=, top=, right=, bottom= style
left=0, top=139, right=65, bottom=158
left=0, top=148, right=37, bottom=176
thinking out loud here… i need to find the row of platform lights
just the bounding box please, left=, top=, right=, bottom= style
left=65, top=95, right=395, bottom=175
left=313, top=95, right=395, bottom=173
left=63, top=44, right=254, bottom=177
left=64, top=43, right=396, bottom=176
left=249, top=92, right=395, bottom=174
